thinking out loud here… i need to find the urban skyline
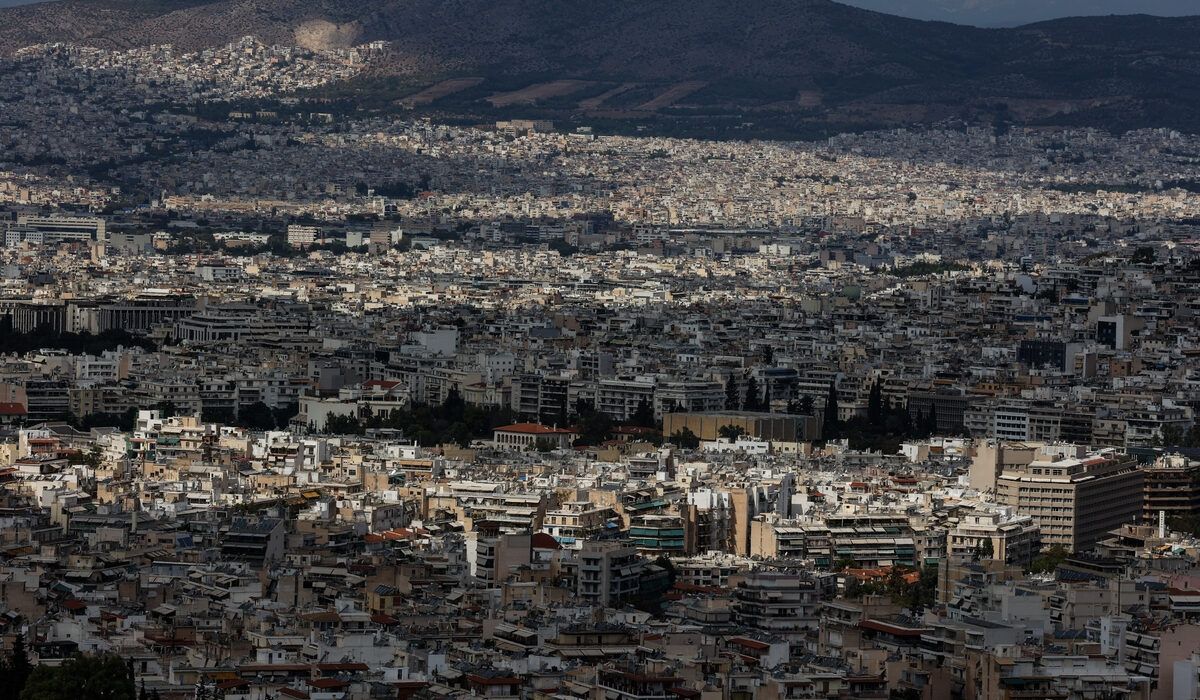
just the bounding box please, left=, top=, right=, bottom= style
left=1, top=6, right=1199, bottom=700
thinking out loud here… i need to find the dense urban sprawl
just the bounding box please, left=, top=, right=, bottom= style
left=1, top=37, right=1200, bottom=700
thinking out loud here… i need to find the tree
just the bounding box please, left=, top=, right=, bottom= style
left=439, top=387, right=466, bottom=424
left=901, top=564, right=938, bottom=612
left=238, top=401, right=276, bottom=431
left=868, top=381, right=883, bottom=427
left=1130, top=246, right=1155, bottom=264
left=761, top=345, right=774, bottom=366
left=822, top=382, right=840, bottom=440
left=1029, top=545, right=1070, bottom=574
left=20, top=655, right=136, bottom=700
left=669, top=427, right=700, bottom=449
left=1156, top=424, right=1184, bottom=447
left=743, top=375, right=760, bottom=412
left=630, top=398, right=656, bottom=429
left=1, top=633, right=31, bottom=700
left=761, top=379, right=771, bottom=412
left=975, top=538, right=994, bottom=560
left=531, top=437, right=557, bottom=453
left=724, top=377, right=740, bottom=411
left=718, top=424, right=747, bottom=440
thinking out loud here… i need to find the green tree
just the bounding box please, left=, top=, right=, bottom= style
left=238, top=401, right=276, bottom=431
left=20, top=655, right=135, bottom=700
left=574, top=406, right=613, bottom=447
left=1029, top=545, right=1070, bottom=574
left=531, top=437, right=557, bottom=453
left=669, top=427, right=700, bottom=449
left=901, top=564, right=939, bottom=612
left=718, top=424, right=747, bottom=440
left=1, top=633, right=32, bottom=700
left=743, top=374, right=760, bottom=411
left=724, top=377, right=740, bottom=411
left=1156, top=424, right=1184, bottom=446
left=868, top=381, right=883, bottom=427
left=630, top=398, right=656, bottom=429
left=1168, top=514, right=1200, bottom=538
left=822, top=382, right=840, bottom=440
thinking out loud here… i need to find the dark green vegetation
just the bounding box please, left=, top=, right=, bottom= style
left=0, top=322, right=156, bottom=354
left=322, top=389, right=514, bottom=447
left=1167, top=514, right=1200, bottom=540
left=0, top=634, right=32, bottom=700
left=1028, top=545, right=1070, bottom=574
left=842, top=564, right=938, bottom=612
left=3, top=648, right=136, bottom=700
left=3, top=1, right=1200, bottom=137
left=820, top=381, right=946, bottom=453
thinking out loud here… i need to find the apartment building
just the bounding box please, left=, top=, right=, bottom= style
left=996, top=451, right=1144, bottom=552
left=575, top=540, right=642, bottom=607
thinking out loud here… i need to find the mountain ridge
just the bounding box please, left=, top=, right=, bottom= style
left=3, top=0, right=1200, bottom=135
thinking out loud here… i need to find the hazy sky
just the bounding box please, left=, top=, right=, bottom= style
left=0, top=0, right=1194, bottom=25
left=838, top=0, right=1197, bottom=26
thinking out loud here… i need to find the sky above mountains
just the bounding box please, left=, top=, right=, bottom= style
left=0, top=0, right=1194, bottom=25
left=838, top=0, right=1196, bottom=26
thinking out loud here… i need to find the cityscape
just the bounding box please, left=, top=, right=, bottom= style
left=1, top=3, right=1200, bottom=700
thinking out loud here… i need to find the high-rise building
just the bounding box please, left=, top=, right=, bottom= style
left=1140, top=454, right=1200, bottom=526
left=286, top=224, right=321, bottom=248
left=996, top=450, right=1143, bottom=552
left=575, top=540, right=642, bottom=606
left=15, top=214, right=106, bottom=243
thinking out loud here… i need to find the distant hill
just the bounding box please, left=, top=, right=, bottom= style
left=2, top=0, right=1200, bottom=136
left=839, top=0, right=1197, bottom=27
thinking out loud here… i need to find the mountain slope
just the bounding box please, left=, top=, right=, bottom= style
left=1, top=0, right=1199, bottom=134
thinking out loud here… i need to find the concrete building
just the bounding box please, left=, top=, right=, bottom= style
left=575, top=540, right=642, bottom=607
left=996, top=451, right=1144, bottom=552
left=492, top=423, right=575, bottom=449
left=663, top=411, right=809, bottom=442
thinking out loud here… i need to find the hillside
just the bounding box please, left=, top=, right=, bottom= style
left=2, top=0, right=1199, bottom=135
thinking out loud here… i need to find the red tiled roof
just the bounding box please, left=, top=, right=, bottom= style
left=216, top=680, right=250, bottom=690
left=531, top=532, right=561, bottom=550
left=467, top=674, right=522, bottom=685
left=494, top=423, right=573, bottom=435
left=316, top=663, right=368, bottom=672
left=0, top=403, right=26, bottom=415
left=729, top=637, right=770, bottom=651
left=860, top=619, right=928, bottom=636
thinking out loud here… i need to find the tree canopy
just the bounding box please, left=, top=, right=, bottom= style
left=19, top=655, right=135, bottom=700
